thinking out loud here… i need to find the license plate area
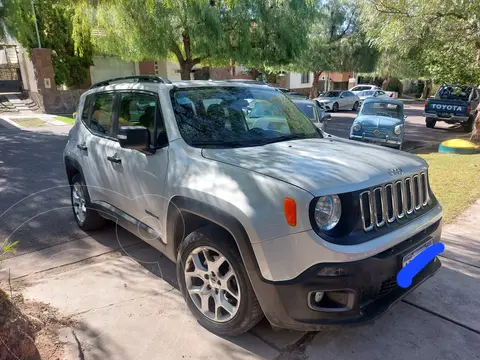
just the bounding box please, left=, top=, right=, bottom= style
left=402, top=240, right=434, bottom=267
left=438, top=112, right=454, bottom=118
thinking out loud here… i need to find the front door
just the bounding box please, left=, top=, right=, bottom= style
left=111, top=90, right=169, bottom=242
left=79, top=91, right=126, bottom=212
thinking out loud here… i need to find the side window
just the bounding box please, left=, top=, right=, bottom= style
left=81, top=94, right=92, bottom=124
left=117, top=92, right=168, bottom=147
left=90, top=93, right=115, bottom=137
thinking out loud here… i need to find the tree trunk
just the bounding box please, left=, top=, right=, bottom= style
left=310, top=71, right=322, bottom=99
left=229, top=59, right=235, bottom=77
left=471, top=103, right=480, bottom=143
left=180, top=62, right=194, bottom=80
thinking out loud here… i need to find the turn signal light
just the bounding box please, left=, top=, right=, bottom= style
left=284, top=198, right=297, bottom=226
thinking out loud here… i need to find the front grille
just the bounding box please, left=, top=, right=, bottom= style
left=359, top=172, right=431, bottom=231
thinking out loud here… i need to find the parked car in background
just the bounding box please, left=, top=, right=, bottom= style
left=278, top=88, right=308, bottom=99
left=349, top=84, right=381, bottom=94
left=350, top=98, right=406, bottom=150
left=357, top=90, right=388, bottom=105
left=350, top=84, right=395, bottom=98
left=315, top=90, right=360, bottom=112
left=292, top=99, right=331, bottom=131
left=424, top=84, right=479, bottom=132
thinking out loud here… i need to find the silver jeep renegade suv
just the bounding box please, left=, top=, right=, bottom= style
left=64, top=76, right=442, bottom=336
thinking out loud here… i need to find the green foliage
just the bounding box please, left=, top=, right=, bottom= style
left=1, top=240, right=18, bottom=262
left=385, top=77, right=403, bottom=95
left=1, top=0, right=93, bottom=88
left=360, top=0, right=480, bottom=84
left=287, top=0, right=378, bottom=82
left=72, top=0, right=315, bottom=79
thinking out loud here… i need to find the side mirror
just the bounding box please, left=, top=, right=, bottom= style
left=404, top=115, right=407, bottom=120
left=323, top=114, right=332, bottom=121
left=73, top=112, right=77, bottom=120
left=340, top=94, right=345, bottom=98
left=118, top=126, right=155, bottom=154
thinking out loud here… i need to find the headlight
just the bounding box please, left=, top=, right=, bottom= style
left=352, top=123, right=361, bottom=131
left=314, top=195, right=342, bottom=230
left=394, top=125, right=402, bottom=135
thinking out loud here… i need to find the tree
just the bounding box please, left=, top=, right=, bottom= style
left=289, top=0, right=378, bottom=97
left=360, top=0, right=480, bottom=138
left=360, top=0, right=480, bottom=84
left=1, top=0, right=94, bottom=88
left=72, top=0, right=315, bottom=80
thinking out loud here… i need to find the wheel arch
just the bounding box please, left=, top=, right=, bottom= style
left=165, top=196, right=261, bottom=278
left=64, top=156, right=85, bottom=185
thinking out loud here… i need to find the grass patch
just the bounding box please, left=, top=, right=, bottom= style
left=11, top=118, right=45, bottom=127
left=419, top=153, right=480, bottom=224
left=54, top=115, right=74, bottom=125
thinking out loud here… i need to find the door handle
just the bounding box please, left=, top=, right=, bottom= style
left=76, top=143, right=87, bottom=151
left=107, top=155, right=121, bottom=164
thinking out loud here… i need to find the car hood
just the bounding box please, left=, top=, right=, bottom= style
left=316, top=97, right=338, bottom=102
left=355, top=115, right=403, bottom=127
left=202, top=137, right=426, bottom=195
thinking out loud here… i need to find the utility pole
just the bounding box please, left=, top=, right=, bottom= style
left=31, top=0, right=41, bottom=48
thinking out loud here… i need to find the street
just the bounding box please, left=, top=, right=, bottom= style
left=1, top=121, right=480, bottom=359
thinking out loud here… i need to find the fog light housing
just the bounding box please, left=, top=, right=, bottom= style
left=314, top=291, right=324, bottom=303
left=308, top=290, right=355, bottom=311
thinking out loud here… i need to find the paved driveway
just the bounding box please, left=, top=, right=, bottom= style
left=1, top=124, right=480, bottom=359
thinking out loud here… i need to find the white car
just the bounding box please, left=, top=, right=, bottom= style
left=349, top=84, right=382, bottom=95
left=314, top=90, right=360, bottom=112
left=64, top=76, right=443, bottom=336
left=357, top=90, right=389, bottom=105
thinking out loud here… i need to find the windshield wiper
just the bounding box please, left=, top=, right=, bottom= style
left=190, top=140, right=252, bottom=148
left=260, top=133, right=314, bottom=145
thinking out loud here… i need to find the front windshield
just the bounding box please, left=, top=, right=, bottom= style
left=320, top=91, right=340, bottom=98
left=361, top=102, right=402, bottom=118
left=172, top=87, right=321, bottom=148
left=294, top=102, right=315, bottom=119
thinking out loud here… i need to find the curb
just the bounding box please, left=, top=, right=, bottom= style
left=0, top=116, right=24, bottom=130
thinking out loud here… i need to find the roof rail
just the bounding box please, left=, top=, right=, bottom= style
left=89, top=75, right=172, bottom=89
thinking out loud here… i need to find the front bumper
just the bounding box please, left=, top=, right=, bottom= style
left=250, top=219, right=442, bottom=331
left=350, top=133, right=401, bottom=146
left=424, top=113, right=470, bottom=123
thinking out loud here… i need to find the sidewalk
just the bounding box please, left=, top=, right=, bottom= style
left=2, top=201, right=480, bottom=359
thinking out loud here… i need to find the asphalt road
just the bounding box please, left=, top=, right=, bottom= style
left=325, top=103, right=469, bottom=150
left=0, top=106, right=465, bottom=256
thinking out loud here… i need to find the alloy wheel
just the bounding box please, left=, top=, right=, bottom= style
left=184, top=246, right=241, bottom=323
left=72, top=183, right=87, bottom=223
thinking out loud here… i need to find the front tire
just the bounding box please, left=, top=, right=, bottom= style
left=352, top=101, right=359, bottom=111
left=70, top=173, right=106, bottom=231
left=332, top=102, right=339, bottom=112
left=177, top=225, right=263, bottom=336
left=426, top=118, right=436, bottom=128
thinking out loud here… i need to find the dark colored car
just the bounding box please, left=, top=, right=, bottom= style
left=292, top=99, right=331, bottom=131
left=424, top=85, right=479, bottom=131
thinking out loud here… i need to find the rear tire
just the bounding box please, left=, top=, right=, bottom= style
left=332, top=102, right=339, bottom=112
left=70, top=173, right=106, bottom=231
left=463, top=116, right=474, bottom=132
left=352, top=101, right=359, bottom=111
left=177, top=224, right=263, bottom=336
left=426, top=118, right=436, bottom=128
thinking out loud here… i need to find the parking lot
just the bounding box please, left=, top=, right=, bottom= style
left=1, top=117, right=480, bottom=359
